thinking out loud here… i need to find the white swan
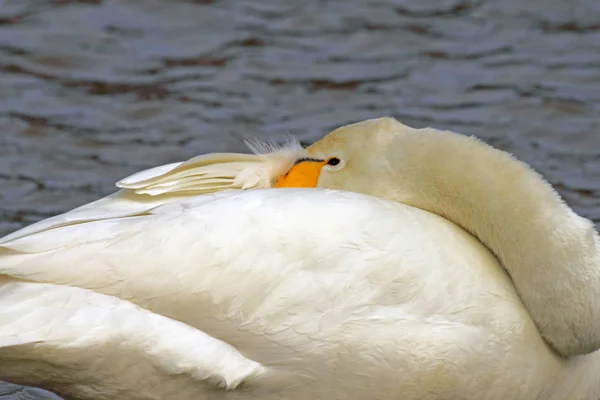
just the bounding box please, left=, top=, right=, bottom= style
left=1, top=117, right=599, bottom=400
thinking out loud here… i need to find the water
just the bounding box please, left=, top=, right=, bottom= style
left=0, top=0, right=599, bottom=398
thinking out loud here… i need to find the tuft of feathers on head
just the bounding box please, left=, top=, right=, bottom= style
left=243, top=135, right=304, bottom=156
left=237, top=136, right=307, bottom=188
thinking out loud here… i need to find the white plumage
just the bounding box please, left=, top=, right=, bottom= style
left=1, top=117, right=599, bottom=400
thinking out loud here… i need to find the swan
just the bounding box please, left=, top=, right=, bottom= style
left=0, top=117, right=599, bottom=399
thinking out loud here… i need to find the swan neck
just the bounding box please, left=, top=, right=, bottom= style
left=388, top=129, right=600, bottom=357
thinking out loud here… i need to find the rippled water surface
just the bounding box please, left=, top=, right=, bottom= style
left=0, top=0, right=599, bottom=398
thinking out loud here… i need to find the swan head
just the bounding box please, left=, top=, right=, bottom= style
left=274, top=117, right=444, bottom=212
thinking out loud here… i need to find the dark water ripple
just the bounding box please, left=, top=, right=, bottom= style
left=0, top=0, right=599, bottom=398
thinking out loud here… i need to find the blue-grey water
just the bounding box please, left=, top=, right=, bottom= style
left=0, top=0, right=599, bottom=398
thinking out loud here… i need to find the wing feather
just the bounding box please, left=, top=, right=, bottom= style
left=0, top=143, right=305, bottom=246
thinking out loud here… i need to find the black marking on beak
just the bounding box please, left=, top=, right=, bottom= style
left=293, top=157, right=324, bottom=166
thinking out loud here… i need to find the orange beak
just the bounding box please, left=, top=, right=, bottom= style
left=273, top=158, right=326, bottom=188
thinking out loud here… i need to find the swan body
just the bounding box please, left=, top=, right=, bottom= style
left=1, top=117, right=600, bottom=399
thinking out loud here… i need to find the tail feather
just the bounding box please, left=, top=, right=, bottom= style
left=116, top=154, right=257, bottom=189
left=118, top=140, right=305, bottom=196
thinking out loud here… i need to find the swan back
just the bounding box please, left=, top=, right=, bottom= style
left=0, top=189, right=569, bottom=399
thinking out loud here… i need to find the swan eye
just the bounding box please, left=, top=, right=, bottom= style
left=327, top=157, right=341, bottom=166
